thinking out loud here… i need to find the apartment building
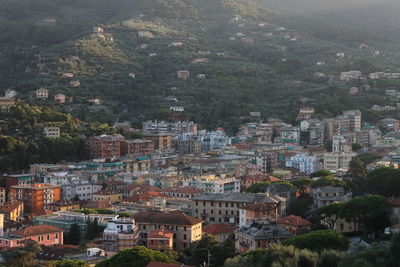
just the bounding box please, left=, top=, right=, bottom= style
left=192, top=193, right=286, bottom=225
left=87, top=134, right=125, bottom=159
left=134, top=210, right=202, bottom=251
left=143, top=134, right=173, bottom=152
left=120, top=139, right=154, bottom=156
left=323, top=152, right=356, bottom=171
left=183, top=174, right=241, bottom=194
left=235, top=221, right=292, bottom=253
left=10, top=184, right=62, bottom=215
left=103, top=217, right=138, bottom=251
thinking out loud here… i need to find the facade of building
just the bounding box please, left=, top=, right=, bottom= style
left=173, top=139, right=202, bottom=154
left=103, top=217, right=137, bottom=251
left=323, top=153, right=356, bottom=171
left=87, top=134, right=124, bottom=159
left=143, top=134, right=173, bottom=152
left=192, top=193, right=286, bottom=225
left=35, top=88, right=49, bottom=99
left=285, top=154, right=317, bottom=174
left=120, top=139, right=155, bottom=156
left=239, top=202, right=279, bottom=227
left=0, top=225, right=63, bottom=249
left=43, top=126, right=60, bottom=138
left=10, top=184, right=62, bottom=215
left=134, top=210, right=202, bottom=251
left=277, top=215, right=311, bottom=235
left=312, top=186, right=351, bottom=208
left=235, top=221, right=292, bottom=253
left=147, top=229, right=174, bottom=250
left=183, top=175, right=241, bottom=194
left=202, top=223, right=236, bottom=243
left=0, top=97, right=15, bottom=112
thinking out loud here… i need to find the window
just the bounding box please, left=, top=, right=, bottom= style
left=183, top=234, right=187, bottom=240
left=47, top=234, right=50, bottom=240
left=183, top=227, right=187, bottom=231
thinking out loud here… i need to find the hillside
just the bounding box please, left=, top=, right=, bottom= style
left=1, top=0, right=400, bottom=132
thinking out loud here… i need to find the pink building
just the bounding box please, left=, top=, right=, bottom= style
left=0, top=225, right=63, bottom=250
left=147, top=229, right=173, bottom=250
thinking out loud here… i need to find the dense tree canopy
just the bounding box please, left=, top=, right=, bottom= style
left=96, top=246, right=178, bottom=267
left=281, top=230, right=349, bottom=252
left=367, top=167, right=400, bottom=197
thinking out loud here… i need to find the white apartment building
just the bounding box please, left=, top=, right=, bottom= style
left=285, top=154, right=317, bottom=174
left=323, top=152, right=356, bottom=171
left=43, top=126, right=60, bottom=138
left=183, top=174, right=240, bottom=194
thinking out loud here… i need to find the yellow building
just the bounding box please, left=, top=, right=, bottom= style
left=93, top=190, right=122, bottom=203
left=0, top=97, right=15, bottom=112
left=0, top=200, right=24, bottom=222
left=134, top=210, right=202, bottom=251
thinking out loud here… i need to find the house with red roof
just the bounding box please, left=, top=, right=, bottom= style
left=277, top=215, right=311, bottom=235
left=147, top=229, right=174, bottom=250
left=239, top=202, right=279, bottom=227
left=0, top=225, right=63, bottom=250
left=202, top=223, right=236, bottom=243
left=134, top=210, right=203, bottom=251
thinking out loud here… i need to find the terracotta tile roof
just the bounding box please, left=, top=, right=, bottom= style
left=93, top=189, right=121, bottom=195
left=81, top=200, right=112, bottom=209
left=120, top=184, right=160, bottom=192
left=277, top=215, right=311, bottom=227
left=125, top=191, right=166, bottom=202
left=0, top=200, right=23, bottom=213
left=146, top=262, right=194, bottom=267
left=202, top=223, right=236, bottom=235
left=11, top=225, right=63, bottom=237
left=244, top=202, right=277, bottom=212
left=148, top=229, right=174, bottom=239
left=161, top=186, right=203, bottom=195
left=134, top=210, right=202, bottom=226
left=267, top=175, right=282, bottom=182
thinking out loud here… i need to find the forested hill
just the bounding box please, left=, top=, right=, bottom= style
left=1, top=0, right=400, bottom=132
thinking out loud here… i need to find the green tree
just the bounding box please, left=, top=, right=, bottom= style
left=2, top=240, right=42, bottom=267
left=96, top=246, right=177, bottom=267
left=318, top=250, right=345, bottom=267
left=291, top=178, right=313, bottom=191
left=316, top=202, right=344, bottom=230
left=66, top=223, right=81, bottom=245
left=54, top=259, right=88, bottom=267
left=281, top=230, right=349, bottom=252
left=367, top=167, right=400, bottom=197
left=347, top=158, right=367, bottom=195
left=312, top=177, right=346, bottom=188
left=340, top=195, right=391, bottom=236
left=310, top=170, right=331, bottom=178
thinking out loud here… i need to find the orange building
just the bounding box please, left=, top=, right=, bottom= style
left=87, top=134, right=124, bottom=159
left=143, top=134, right=173, bottom=152
left=147, top=229, right=174, bottom=250
left=10, top=184, right=61, bottom=216
left=239, top=202, right=279, bottom=227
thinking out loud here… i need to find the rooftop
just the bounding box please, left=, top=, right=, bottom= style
left=202, top=223, right=236, bottom=235
left=277, top=215, right=311, bottom=227
left=11, top=225, right=63, bottom=237
left=192, top=193, right=285, bottom=204
left=134, top=210, right=202, bottom=226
